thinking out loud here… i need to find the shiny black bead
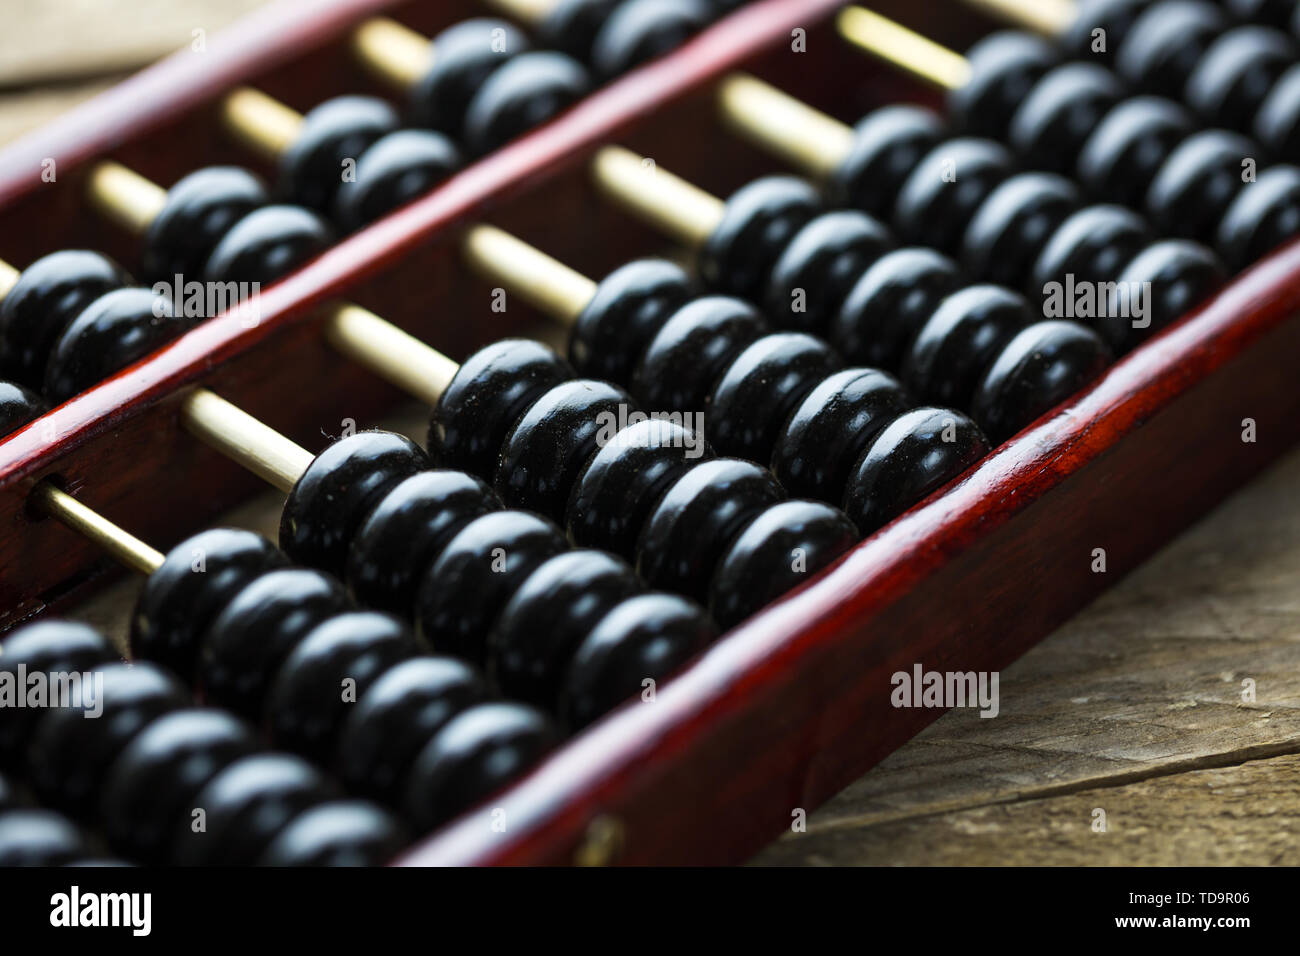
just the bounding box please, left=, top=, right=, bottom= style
left=949, top=32, right=1055, bottom=138
left=279, top=96, right=399, bottom=214
left=843, top=407, right=990, bottom=533
left=831, top=248, right=963, bottom=368
left=637, top=457, right=785, bottom=599
left=829, top=106, right=945, bottom=218
left=1218, top=165, right=1300, bottom=269
left=1077, top=97, right=1194, bottom=207
left=100, top=708, right=258, bottom=861
left=961, top=173, right=1079, bottom=287
left=1116, top=1, right=1226, bottom=99
left=336, top=656, right=487, bottom=803
left=462, top=51, right=591, bottom=156
left=1030, top=204, right=1151, bottom=293
left=763, top=211, right=893, bottom=334
left=266, top=611, right=417, bottom=764
left=591, top=0, right=711, bottom=78
left=699, top=176, right=822, bottom=301
left=415, top=511, right=569, bottom=663
left=894, top=138, right=1015, bottom=252
left=402, top=702, right=556, bottom=832
left=0, top=250, right=130, bottom=388
left=202, top=204, right=332, bottom=284
left=1061, top=0, right=1149, bottom=60
left=1105, top=240, right=1225, bottom=351
left=0, top=772, right=15, bottom=811
left=559, top=593, right=715, bottom=729
left=28, top=661, right=188, bottom=818
left=142, top=167, right=268, bottom=283
left=132, top=528, right=287, bottom=682
left=1145, top=130, right=1254, bottom=243
left=538, top=0, right=620, bottom=61
left=0, top=621, right=117, bottom=767
left=567, top=418, right=712, bottom=556
left=280, top=430, right=428, bottom=578
left=334, top=130, right=460, bottom=231
left=1225, top=0, right=1295, bottom=26
left=1009, top=64, right=1124, bottom=174
left=428, top=339, right=574, bottom=479
left=346, top=471, right=500, bottom=615
left=488, top=550, right=643, bottom=706
left=771, top=367, right=910, bottom=504
left=709, top=500, right=857, bottom=629
left=43, top=287, right=188, bottom=403
left=494, top=378, right=634, bottom=519
left=172, top=753, right=334, bottom=866
left=570, top=259, right=692, bottom=383
left=409, top=19, right=531, bottom=137
left=632, top=295, right=766, bottom=413
left=0, top=810, right=90, bottom=865
left=1254, top=63, right=1300, bottom=161
left=0, top=380, right=43, bottom=435
left=257, top=799, right=407, bottom=866
left=1185, top=25, right=1296, bottom=129
left=971, top=321, right=1112, bottom=443
left=199, top=568, right=352, bottom=718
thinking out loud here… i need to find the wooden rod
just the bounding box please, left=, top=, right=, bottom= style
left=31, top=482, right=164, bottom=575
left=481, top=0, right=552, bottom=25
left=179, top=388, right=313, bottom=493
left=461, top=224, right=596, bottom=325
left=717, top=73, right=854, bottom=180
left=85, top=161, right=167, bottom=236
left=962, top=0, right=1076, bottom=37
left=837, top=6, right=972, bottom=91
left=589, top=145, right=724, bottom=249
left=0, top=259, right=19, bottom=302
left=352, top=17, right=434, bottom=90
left=323, top=302, right=460, bottom=406
left=220, top=87, right=303, bottom=163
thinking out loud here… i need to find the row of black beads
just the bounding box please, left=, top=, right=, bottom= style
left=0, top=768, right=127, bottom=866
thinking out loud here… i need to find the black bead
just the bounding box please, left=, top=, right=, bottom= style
left=1218, top=165, right=1300, bottom=269
left=1145, top=130, right=1255, bottom=243
left=428, top=339, right=574, bottom=479
left=1009, top=64, right=1124, bottom=174
left=335, top=656, right=487, bottom=804
left=538, top=0, right=620, bottom=62
left=131, top=527, right=288, bottom=682
left=0, top=810, right=90, bottom=866
left=1225, top=0, right=1295, bottom=27
left=415, top=511, right=569, bottom=663
left=0, top=772, right=15, bottom=811
left=462, top=51, right=591, bottom=156
left=591, top=0, right=712, bottom=78
left=632, top=295, right=766, bottom=413
left=0, top=621, right=117, bottom=767
left=831, top=248, right=963, bottom=368
left=0, top=250, right=130, bottom=388
left=1030, top=204, right=1151, bottom=293
left=1116, top=1, right=1226, bottom=99
left=28, top=661, right=189, bottom=819
left=570, top=259, right=692, bottom=383
left=843, top=407, right=991, bottom=533
left=171, top=753, right=334, bottom=866
left=949, top=32, right=1055, bottom=138
left=256, top=800, right=407, bottom=866
left=971, top=321, right=1112, bottom=443
left=199, top=568, right=352, bottom=718
left=559, top=592, right=715, bottom=729
left=346, top=470, right=500, bottom=615
left=0, top=380, right=43, bottom=436
left=1077, top=96, right=1194, bottom=207
left=266, top=611, right=418, bottom=764
left=708, top=500, right=858, bottom=629
left=1061, top=0, right=1149, bottom=61
left=771, top=367, right=910, bottom=504
left=763, top=210, right=893, bottom=334
left=961, top=172, right=1079, bottom=287
left=699, top=176, right=822, bottom=301
left=42, top=287, right=188, bottom=403
left=894, top=138, right=1015, bottom=252
left=1185, top=25, right=1297, bottom=129
left=829, top=106, right=945, bottom=218
left=567, top=417, right=712, bottom=556
left=1106, top=240, right=1225, bottom=351
left=100, top=708, right=258, bottom=862
left=637, top=457, right=785, bottom=599
left=402, top=702, right=556, bottom=832
left=334, top=129, right=461, bottom=231
left=202, top=204, right=332, bottom=284
left=142, top=167, right=269, bottom=283
left=280, top=430, right=429, bottom=578
left=902, top=285, right=1030, bottom=408
left=1254, top=63, right=1300, bottom=161
left=488, top=550, right=643, bottom=707
left=409, top=19, right=531, bottom=137
left=278, top=96, right=399, bottom=214
left=494, top=378, right=634, bottom=519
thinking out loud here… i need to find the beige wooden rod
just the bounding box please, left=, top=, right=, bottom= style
left=85, top=161, right=168, bottom=236
left=589, top=145, right=725, bottom=249
left=0, top=259, right=20, bottom=302
left=179, top=388, right=314, bottom=493
left=323, top=303, right=459, bottom=406
left=838, top=6, right=973, bottom=91
left=461, top=224, right=596, bottom=324
left=220, top=87, right=303, bottom=163
left=31, top=482, right=164, bottom=575
left=962, top=0, right=1076, bottom=37
left=481, top=0, right=552, bottom=26
left=352, top=17, right=434, bottom=90
left=717, top=73, right=855, bottom=180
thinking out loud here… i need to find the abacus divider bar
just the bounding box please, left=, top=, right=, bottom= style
left=589, top=146, right=725, bottom=249
left=86, top=161, right=168, bottom=236
left=0, top=259, right=19, bottom=301
left=461, top=224, right=596, bottom=324
left=179, top=388, right=313, bottom=493
left=221, top=87, right=303, bottom=163
left=352, top=17, right=434, bottom=90
left=31, top=482, right=164, bottom=575
left=837, top=7, right=972, bottom=91
left=717, top=73, right=855, bottom=180
left=962, top=0, right=1076, bottom=36
left=323, top=302, right=459, bottom=406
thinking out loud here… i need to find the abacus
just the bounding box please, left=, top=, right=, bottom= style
left=1, top=0, right=1298, bottom=868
